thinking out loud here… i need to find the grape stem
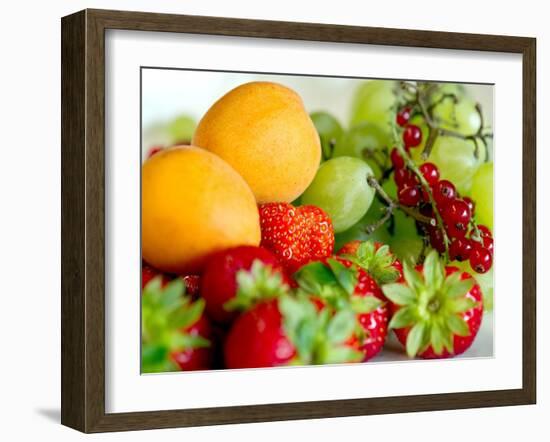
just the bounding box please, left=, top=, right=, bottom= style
left=406, top=84, right=493, bottom=161
left=365, top=175, right=435, bottom=235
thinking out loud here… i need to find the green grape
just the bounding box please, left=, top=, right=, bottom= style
left=167, top=115, right=196, bottom=144
left=334, top=197, right=391, bottom=250
left=333, top=122, right=391, bottom=179
left=310, top=111, right=344, bottom=159
left=426, top=136, right=483, bottom=195
left=453, top=260, right=494, bottom=312
left=350, top=80, right=397, bottom=131
left=382, top=174, right=398, bottom=200
left=429, top=83, right=465, bottom=103
left=301, top=157, right=375, bottom=233
left=389, top=209, right=424, bottom=264
left=470, top=162, right=493, bottom=230
left=408, top=115, right=430, bottom=163
left=432, top=95, right=481, bottom=136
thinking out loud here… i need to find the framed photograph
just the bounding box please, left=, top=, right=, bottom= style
left=61, top=9, right=536, bottom=433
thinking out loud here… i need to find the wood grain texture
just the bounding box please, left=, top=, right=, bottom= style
left=60, top=8, right=537, bottom=433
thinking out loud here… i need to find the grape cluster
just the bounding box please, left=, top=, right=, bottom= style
left=391, top=107, right=493, bottom=274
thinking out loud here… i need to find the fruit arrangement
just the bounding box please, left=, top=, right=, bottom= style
left=141, top=79, right=494, bottom=372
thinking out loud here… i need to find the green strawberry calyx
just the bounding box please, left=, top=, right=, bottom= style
left=381, top=250, right=479, bottom=358
left=142, top=277, right=209, bottom=373
left=224, top=259, right=289, bottom=312
left=294, top=258, right=382, bottom=314
left=341, top=241, right=400, bottom=285
left=278, top=294, right=363, bottom=365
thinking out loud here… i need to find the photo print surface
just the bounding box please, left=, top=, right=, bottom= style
left=140, top=69, right=494, bottom=374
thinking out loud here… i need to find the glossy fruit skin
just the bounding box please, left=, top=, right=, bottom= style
left=396, top=107, right=412, bottom=127
left=259, top=203, right=334, bottom=272
left=192, top=81, right=321, bottom=203
left=300, top=157, right=376, bottom=233
left=142, top=146, right=261, bottom=274
left=432, top=180, right=457, bottom=208
left=442, top=199, right=472, bottom=231
left=463, top=197, right=475, bottom=216
left=403, top=125, right=422, bottom=148
left=390, top=148, right=405, bottom=169
left=224, top=300, right=296, bottom=369
left=469, top=245, right=493, bottom=273
left=394, top=168, right=412, bottom=187
left=171, top=315, right=214, bottom=371
left=449, top=237, right=473, bottom=261
left=398, top=186, right=421, bottom=206
left=419, top=162, right=440, bottom=185
left=392, top=267, right=483, bottom=359
left=201, top=246, right=287, bottom=324
left=336, top=258, right=389, bottom=361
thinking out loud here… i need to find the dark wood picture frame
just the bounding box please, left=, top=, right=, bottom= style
left=61, top=8, right=536, bottom=433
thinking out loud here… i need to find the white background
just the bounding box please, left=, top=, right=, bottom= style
left=107, top=31, right=516, bottom=413
left=0, top=0, right=546, bottom=440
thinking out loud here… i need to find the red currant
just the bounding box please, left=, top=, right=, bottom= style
left=390, top=148, right=405, bottom=169
left=463, top=197, right=475, bottom=216
left=394, top=168, right=412, bottom=187
left=432, top=180, right=456, bottom=208
left=442, top=199, right=472, bottom=230
left=449, top=237, right=473, bottom=261
left=445, top=222, right=468, bottom=239
left=477, top=225, right=492, bottom=238
left=398, top=186, right=421, bottom=206
left=482, top=236, right=494, bottom=255
left=396, top=107, right=412, bottom=126
left=403, top=124, right=422, bottom=148
left=469, top=245, right=493, bottom=273
left=419, top=162, right=440, bottom=185
left=428, top=226, right=445, bottom=253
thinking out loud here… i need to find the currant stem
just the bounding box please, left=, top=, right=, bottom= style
left=365, top=175, right=435, bottom=235
left=390, top=123, right=451, bottom=262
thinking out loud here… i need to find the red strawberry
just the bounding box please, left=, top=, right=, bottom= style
left=224, top=295, right=362, bottom=369
left=294, top=257, right=389, bottom=361
left=259, top=203, right=334, bottom=272
left=201, top=246, right=290, bottom=324
left=142, top=262, right=170, bottom=289
left=382, top=250, right=483, bottom=358
left=337, top=240, right=404, bottom=285
left=142, top=262, right=200, bottom=297
left=181, top=274, right=201, bottom=297
left=141, top=278, right=213, bottom=372
left=171, top=314, right=213, bottom=371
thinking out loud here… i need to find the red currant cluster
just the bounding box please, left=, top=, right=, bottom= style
left=391, top=107, right=494, bottom=274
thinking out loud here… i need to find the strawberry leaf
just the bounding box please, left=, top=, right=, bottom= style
left=449, top=297, right=477, bottom=313
left=294, top=261, right=337, bottom=293
left=160, top=278, right=186, bottom=309
left=168, top=298, right=205, bottom=329
left=224, top=260, right=288, bottom=312
left=446, top=314, right=471, bottom=337
left=322, top=345, right=363, bottom=364
left=402, top=260, right=424, bottom=292
left=326, top=258, right=357, bottom=295
left=389, top=305, right=417, bottom=329
left=351, top=296, right=382, bottom=314
left=382, top=283, right=416, bottom=306
left=423, top=250, right=444, bottom=290
left=445, top=277, right=475, bottom=299
left=430, top=322, right=444, bottom=355
left=326, top=309, right=356, bottom=344
left=406, top=322, right=427, bottom=357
